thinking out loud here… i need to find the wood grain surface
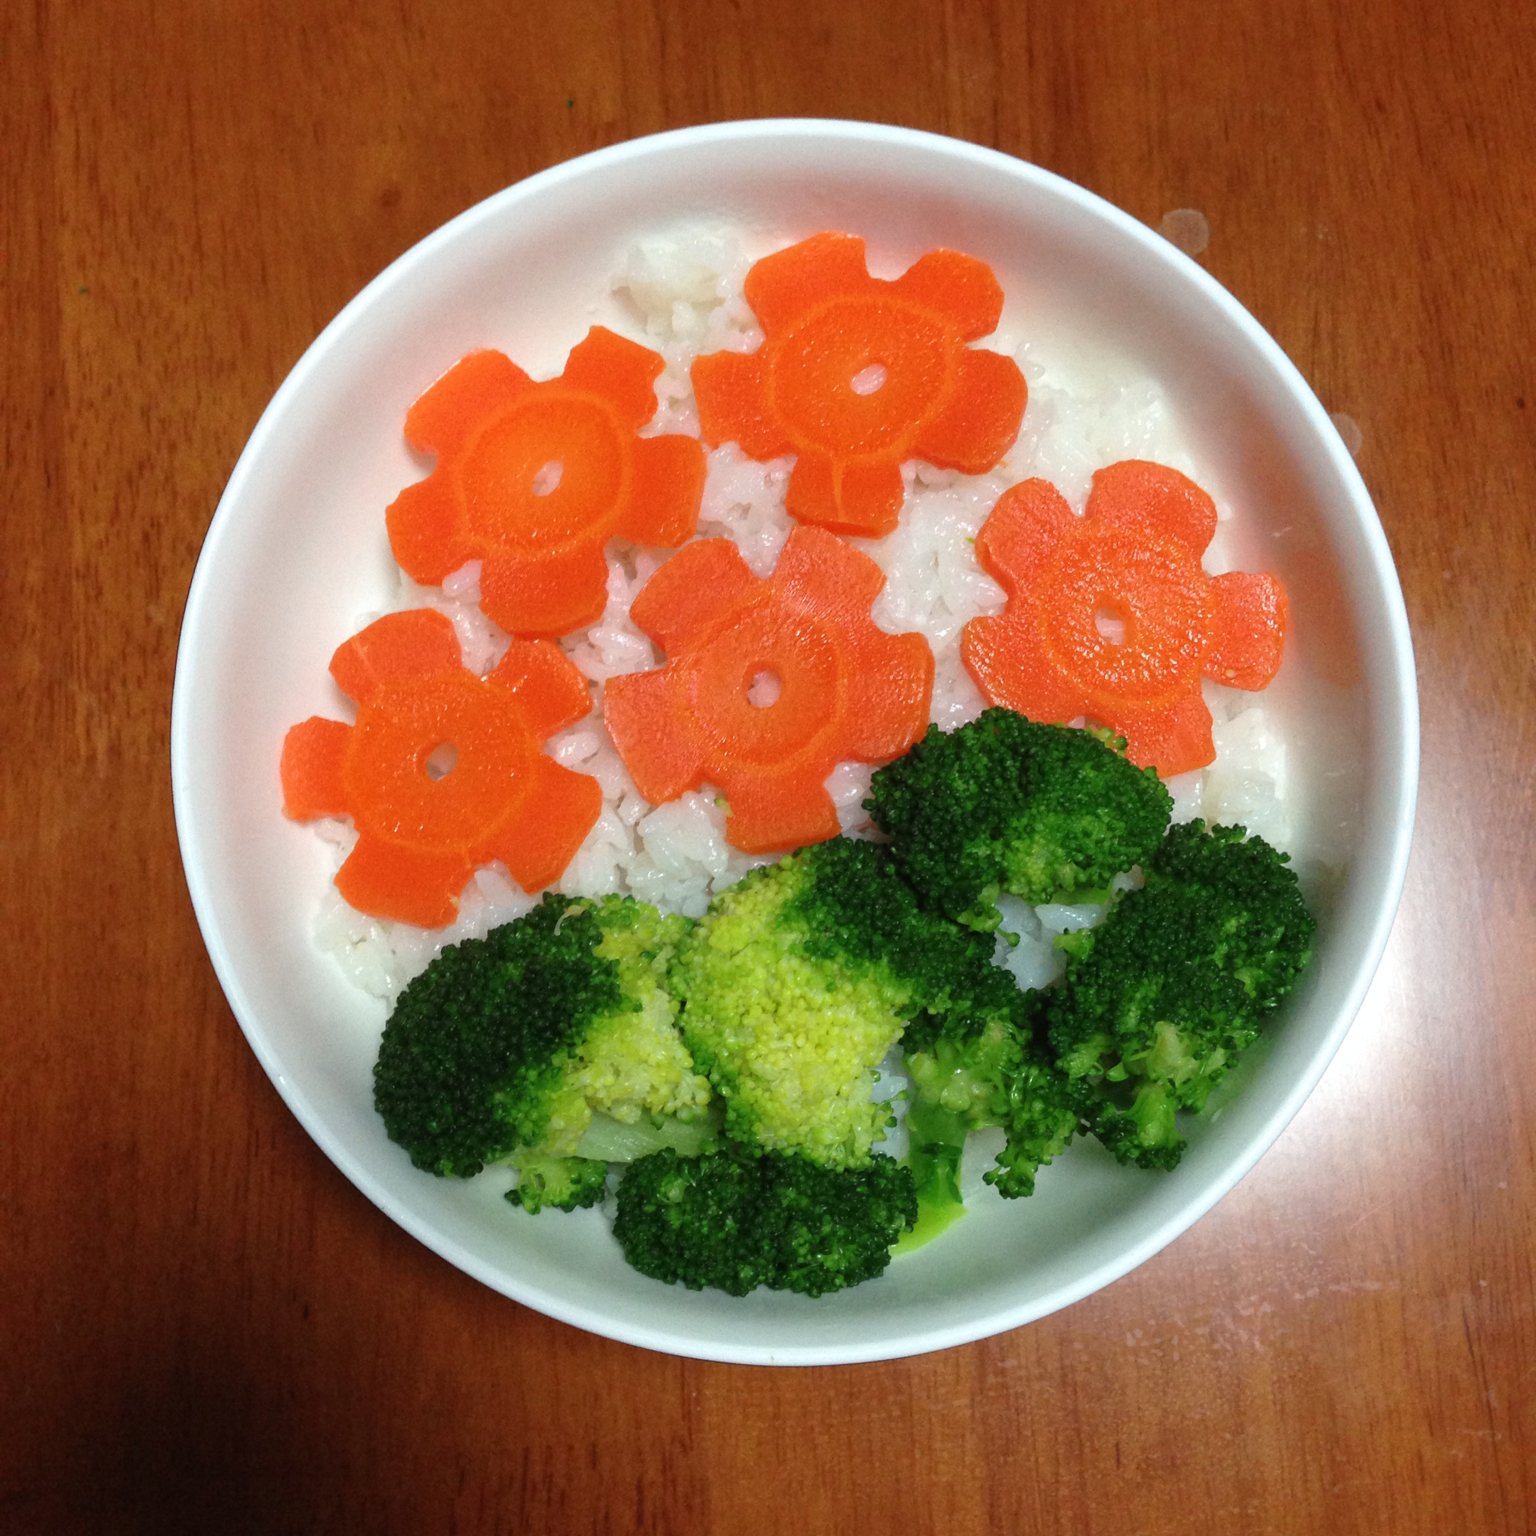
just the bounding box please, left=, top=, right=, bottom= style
left=4, top=1, right=1533, bottom=1531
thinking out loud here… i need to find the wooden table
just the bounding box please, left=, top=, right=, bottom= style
left=6, top=1, right=1532, bottom=1531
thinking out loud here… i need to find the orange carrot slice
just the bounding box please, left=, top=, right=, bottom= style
left=603, top=526, right=934, bottom=853
left=387, top=329, right=706, bottom=639
left=1207, top=571, right=1290, bottom=688
left=280, top=609, right=600, bottom=927
left=328, top=606, right=463, bottom=703
left=692, top=233, right=1026, bottom=538
left=280, top=718, right=351, bottom=820
left=961, top=461, right=1289, bottom=776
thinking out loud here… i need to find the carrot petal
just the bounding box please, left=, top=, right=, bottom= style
left=386, top=472, right=477, bottom=586
left=839, top=631, right=937, bottom=761
left=627, top=538, right=759, bottom=657
left=784, top=451, right=905, bottom=538
left=336, top=835, right=473, bottom=929
left=781, top=451, right=838, bottom=529
left=888, top=248, right=1005, bottom=341
left=960, top=610, right=1089, bottom=726
left=329, top=609, right=462, bottom=704
left=489, top=639, right=596, bottom=740
left=1112, top=693, right=1216, bottom=777
left=620, top=433, right=708, bottom=547
left=485, top=758, right=605, bottom=893
left=691, top=350, right=788, bottom=458
left=742, top=231, right=871, bottom=333
left=771, top=523, right=884, bottom=614
left=479, top=541, right=613, bottom=639
left=973, top=478, right=1076, bottom=590
left=404, top=349, right=533, bottom=458
left=558, top=326, right=666, bottom=432
left=1086, top=459, right=1217, bottom=553
left=280, top=718, right=352, bottom=820
left=914, top=346, right=1031, bottom=473
left=599, top=669, right=706, bottom=805
left=1206, top=571, right=1289, bottom=688
left=719, top=772, right=842, bottom=855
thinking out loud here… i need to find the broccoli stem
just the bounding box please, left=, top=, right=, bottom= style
left=571, top=1103, right=724, bottom=1162
left=895, top=1098, right=972, bottom=1253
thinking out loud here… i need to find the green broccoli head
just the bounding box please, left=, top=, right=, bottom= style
left=903, top=966, right=1081, bottom=1213
left=1047, top=820, right=1316, bottom=1170
left=865, top=710, right=1173, bottom=932
left=613, top=1147, right=917, bottom=1296
left=1075, top=1081, right=1185, bottom=1173
left=672, top=836, right=1006, bottom=1168
left=504, top=1152, right=610, bottom=1214
left=373, top=894, right=709, bottom=1181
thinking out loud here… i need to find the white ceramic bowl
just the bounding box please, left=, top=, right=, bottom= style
left=172, top=120, right=1417, bottom=1365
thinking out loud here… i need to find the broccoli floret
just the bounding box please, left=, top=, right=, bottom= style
left=372, top=894, right=710, bottom=1193
left=673, top=836, right=1006, bottom=1168
left=901, top=962, right=1080, bottom=1234
left=1047, top=820, right=1315, bottom=1170
left=866, top=709, right=1173, bottom=932
left=613, top=1147, right=917, bottom=1296
left=505, top=1152, right=610, bottom=1213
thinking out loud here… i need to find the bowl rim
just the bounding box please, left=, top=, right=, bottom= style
left=172, top=117, right=1420, bottom=1365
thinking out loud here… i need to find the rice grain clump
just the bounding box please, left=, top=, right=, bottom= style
left=313, top=225, right=1296, bottom=1000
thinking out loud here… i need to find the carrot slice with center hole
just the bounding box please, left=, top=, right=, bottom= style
left=603, top=526, right=934, bottom=853
left=691, top=233, right=1026, bottom=538
left=961, top=461, right=1289, bottom=776
left=386, top=328, right=705, bottom=640
left=279, top=609, right=600, bottom=927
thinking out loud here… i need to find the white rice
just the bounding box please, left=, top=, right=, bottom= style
left=312, top=228, right=1294, bottom=1003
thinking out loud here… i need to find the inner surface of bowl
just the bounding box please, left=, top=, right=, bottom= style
left=172, top=120, right=1416, bottom=1365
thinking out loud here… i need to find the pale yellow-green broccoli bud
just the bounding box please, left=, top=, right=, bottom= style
left=520, top=899, right=711, bottom=1157
left=674, top=856, right=916, bottom=1168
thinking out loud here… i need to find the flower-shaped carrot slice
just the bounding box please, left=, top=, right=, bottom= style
left=691, top=233, right=1027, bottom=538
left=603, top=526, right=934, bottom=853
left=280, top=608, right=601, bottom=927
left=961, top=461, right=1289, bottom=776
left=386, top=328, right=706, bottom=639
